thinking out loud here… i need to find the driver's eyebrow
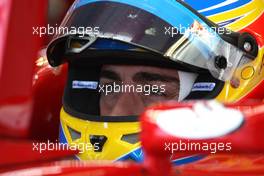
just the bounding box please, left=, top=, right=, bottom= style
left=100, top=70, right=121, bottom=81
left=133, top=72, right=179, bottom=82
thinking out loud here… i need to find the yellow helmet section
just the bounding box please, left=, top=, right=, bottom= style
left=60, top=108, right=141, bottom=160
left=207, top=0, right=264, bottom=102
left=216, top=47, right=264, bottom=102
left=207, top=0, right=264, bottom=31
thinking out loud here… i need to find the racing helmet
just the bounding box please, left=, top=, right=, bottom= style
left=46, top=0, right=264, bottom=161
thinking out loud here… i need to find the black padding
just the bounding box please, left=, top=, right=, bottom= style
left=185, top=74, right=225, bottom=100
left=63, top=63, right=101, bottom=116
left=66, top=50, right=208, bottom=73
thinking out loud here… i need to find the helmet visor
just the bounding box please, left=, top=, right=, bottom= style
left=51, top=1, right=248, bottom=81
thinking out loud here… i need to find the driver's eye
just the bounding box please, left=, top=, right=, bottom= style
left=144, top=87, right=164, bottom=96
left=150, top=89, right=166, bottom=96
left=140, top=84, right=166, bottom=97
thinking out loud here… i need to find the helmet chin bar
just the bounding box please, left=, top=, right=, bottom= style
left=140, top=100, right=264, bottom=176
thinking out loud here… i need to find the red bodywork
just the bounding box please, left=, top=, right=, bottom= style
left=0, top=1, right=264, bottom=175
left=141, top=101, right=264, bottom=176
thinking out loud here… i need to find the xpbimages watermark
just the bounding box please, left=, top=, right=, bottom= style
left=98, top=82, right=166, bottom=96
left=32, top=140, right=99, bottom=154
left=32, top=24, right=100, bottom=37
left=164, top=140, right=232, bottom=154
left=164, top=24, right=232, bottom=38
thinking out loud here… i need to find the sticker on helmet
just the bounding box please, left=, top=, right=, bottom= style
left=72, top=80, right=98, bottom=89
left=192, top=82, right=216, bottom=91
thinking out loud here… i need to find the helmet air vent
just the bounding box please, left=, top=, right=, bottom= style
left=121, top=133, right=139, bottom=144
left=67, top=126, right=81, bottom=141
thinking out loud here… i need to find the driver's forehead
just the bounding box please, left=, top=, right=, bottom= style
left=100, top=65, right=179, bottom=81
